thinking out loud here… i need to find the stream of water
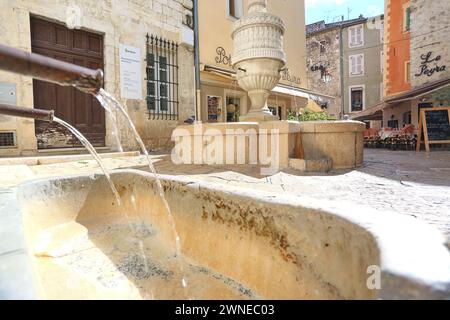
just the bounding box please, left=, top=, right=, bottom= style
left=96, top=93, right=123, bottom=152
left=95, top=89, right=187, bottom=291
left=53, top=116, right=122, bottom=205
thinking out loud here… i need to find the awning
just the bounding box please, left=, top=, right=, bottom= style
left=350, top=101, right=385, bottom=121
left=272, top=84, right=309, bottom=99
left=385, top=77, right=450, bottom=104
left=303, top=99, right=324, bottom=113
left=202, top=65, right=336, bottom=106
left=202, top=64, right=236, bottom=79
left=272, top=84, right=335, bottom=103
left=351, top=77, right=450, bottom=121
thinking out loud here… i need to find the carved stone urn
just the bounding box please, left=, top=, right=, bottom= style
left=232, top=0, right=286, bottom=121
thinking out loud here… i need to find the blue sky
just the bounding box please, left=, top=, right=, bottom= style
left=305, top=0, right=384, bottom=24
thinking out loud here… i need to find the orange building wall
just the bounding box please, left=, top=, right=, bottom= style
left=385, top=0, right=411, bottom=97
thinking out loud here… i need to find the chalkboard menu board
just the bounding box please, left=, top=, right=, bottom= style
left=424, top=109, right=450, bottom=141
left=416, top=107, right=450, bottom=152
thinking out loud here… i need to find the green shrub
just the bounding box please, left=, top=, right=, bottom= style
left=287, top=109, right=336, bottom=122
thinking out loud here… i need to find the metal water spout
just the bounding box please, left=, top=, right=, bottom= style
left=0, top=103, right=54, bottom=121
left=0, top=43, right=103, bottom=94
left=232, top=0, right=286, bottom=121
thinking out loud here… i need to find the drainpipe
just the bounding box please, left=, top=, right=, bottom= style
left=339, top=26, right=345, bottom=119
left=193, top=0, right=202, bottom=123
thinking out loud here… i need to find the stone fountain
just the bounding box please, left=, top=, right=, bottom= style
left=232, top=0, right=286, bottom=122
left=173, top=0, right=367, bottom=172
left=0, top=10, right=449, bottom=300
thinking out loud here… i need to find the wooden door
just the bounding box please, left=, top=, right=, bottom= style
left=31, top=17, right=105, bottom=148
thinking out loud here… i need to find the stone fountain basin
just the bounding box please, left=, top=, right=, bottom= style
left=1, top=169, right=449, bottom=299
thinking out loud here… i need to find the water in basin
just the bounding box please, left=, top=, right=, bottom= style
left=18, top=171, right=382, bottom=300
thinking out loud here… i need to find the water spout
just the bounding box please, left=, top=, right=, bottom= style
left=0, top=103, right=120, bottom=205
left=0, top=43, right=103, bottom=94
left=0, top=103, right=54, bottom=122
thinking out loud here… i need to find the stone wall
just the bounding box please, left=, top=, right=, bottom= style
left=410, top=0, right=450, bottom=88
left=306, top=28, right=341, bottom=118
left=0, top=0, right=195, bottom=156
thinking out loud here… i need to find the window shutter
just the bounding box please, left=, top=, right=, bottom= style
left=406, top=7, right=411, bottom=31
left=357, top=55, right=362, bottom=74
left=356, top=56, right=360, bottom=74
left=356, top=26, right=362, bottom=45
left=350, top=28, right=355, bottom=46
left=350, top=56, right=355, bottom=75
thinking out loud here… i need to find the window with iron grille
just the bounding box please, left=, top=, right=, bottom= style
left=146, top=34, right=179, bottom=120
left=0, top=131, right=16, bottom=147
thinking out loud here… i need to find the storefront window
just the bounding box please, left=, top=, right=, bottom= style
left=207, top=96, right=221, bottom=123
left=403, top=111, right=411, bottom=126
left=226, top=97, right=240, bottom=122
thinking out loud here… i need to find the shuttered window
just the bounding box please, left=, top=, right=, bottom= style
left=348, top=25, right=364, bottom=47
left=349, top=54, right=364, bottom=76
left=404, top=7, right=411, bottom=32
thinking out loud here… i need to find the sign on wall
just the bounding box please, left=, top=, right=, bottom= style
left=415, top=51, right=447, bottom=78
left=215, top=47, right=232, bottom=67
left=119, top=44, right=142, bottom=100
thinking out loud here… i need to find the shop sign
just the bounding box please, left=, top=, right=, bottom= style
left=215, top=47, right=232, bottom=67
left=415, top=51, right=447, bottom=77
left=281, top=69, right=302, bottom=85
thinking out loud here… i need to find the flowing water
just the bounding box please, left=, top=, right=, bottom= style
left=96, top=93, right=123, bottom=152
left=95, top=89, right=187, bottom=291
left=55, top=116, right=152, bottom=291
left=53, top=117, right=121, bottom=205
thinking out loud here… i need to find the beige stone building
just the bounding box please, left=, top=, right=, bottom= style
left=197, top=0, right=331, bottom=123
left=0, top=0, right=196, bottom=156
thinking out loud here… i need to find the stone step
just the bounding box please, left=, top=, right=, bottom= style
left=37, top=146, right=111, bottom=156
left=0, top=151, right=141, bottom=166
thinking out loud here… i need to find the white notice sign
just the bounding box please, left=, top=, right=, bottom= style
left=119, top=44, right=142, bottom=100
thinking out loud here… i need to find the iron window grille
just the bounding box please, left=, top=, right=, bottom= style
left=146, top=34, right=179, bottom=120
left=0, top=131, right=16, bottom=148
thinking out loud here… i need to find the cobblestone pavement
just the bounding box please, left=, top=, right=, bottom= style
left=1, top=149, right=449, bottom=240
left=151, top=149, right=450, bottom=239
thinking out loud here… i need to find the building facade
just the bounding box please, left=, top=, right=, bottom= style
left=306, top=15, right=384, bottom=125
left=384, top=0, right=411, bottom=98
left=382, top=0, right=450, bottom=129
left=342, top=15, right=384, bottom=127
left=382, top=0, right=412, bottom=128
left=197, top=0, right=331, bottom=123
left=0, top=0, right=196, bottom=156
left=409, top=0, right=450, bottom=102
left=306, top=22, right=342, bottom=118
